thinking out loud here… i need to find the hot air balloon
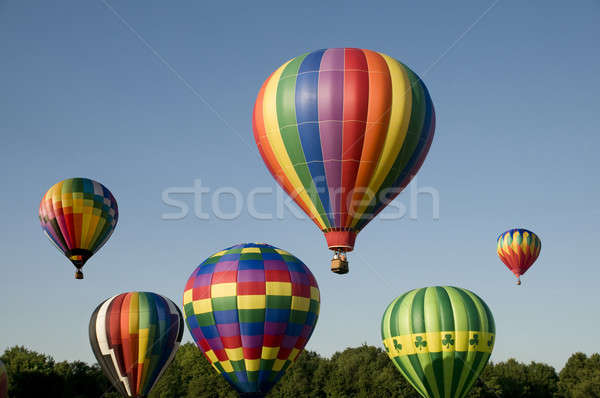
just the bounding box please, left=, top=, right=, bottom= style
left=382, top=286, right=495, bottom=398
left=183, top=243, right=320, bottom=397
left=89, top=292, right=184, bottom=398
left=253, top=48, right=435, bottom=274
left=39, top=177, right=118, bottom=279
left=0, top=359, right=7, bottom=398
left=497, top=228, right=541, bottom=285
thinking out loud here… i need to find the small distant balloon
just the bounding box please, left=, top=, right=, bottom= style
left=183, top=243, right=320, bottom=397
left=381, top=286, right=495, bottom=398
left=497, top=228, right=541, bottom=285
left=89, top=292, right=184, bottom=398
left=39, top=177, right=118, bottom=279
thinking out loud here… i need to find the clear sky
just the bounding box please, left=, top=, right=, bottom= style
left=1, top=1, right=599, bottom=371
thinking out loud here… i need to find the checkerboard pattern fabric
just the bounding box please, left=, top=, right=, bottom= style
left=183, top=243, right=320, bottom=396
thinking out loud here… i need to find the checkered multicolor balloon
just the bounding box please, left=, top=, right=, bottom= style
left=183, top=243, right=320, bottom=396
left=39, top=177, right=118, bottom=278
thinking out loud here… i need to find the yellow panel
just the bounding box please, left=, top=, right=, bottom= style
left=211, top=250, right=227, bottom=257
left=244, top=358, right=260, bottom=372
left=211, top=282, right=237, bottom=298
left=384, top=332, right=495, bottom=358
left=291, top=296, right=310, bottom=312
left=261, top=346, right=279, bottom=360
left=310, top=287, right=320, bottom=301
left=206, top=350, right=218, bottom=363
left=242, top=247, right=261, bottom=253
left=193, top=298, right=212, bottom=314
left=237, top=295, right=266, bottom=310
left=128, top=293, right=139, bottom=335
left=289, top=348, right=300, bottom=361
left=261, top=62, right=326, bottom=230
left=183, top=289, right=193, bottom=305
left=272, top=358, right=286, bottom=371
left=425, top=331, right=442, bottom=353
left=349, top=55, right=412, bottom=228
left=225, top=347, right=244, bottom=361
left=266, top=282, right=292, bottom=296
left=138, top=328, right=149, bottom=363
left=274, top=249, right=291, bottom=255
left=220, top=360, right=234, bottom=373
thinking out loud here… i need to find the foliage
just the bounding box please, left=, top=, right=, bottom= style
left=1, top=344, right=599, bottom=397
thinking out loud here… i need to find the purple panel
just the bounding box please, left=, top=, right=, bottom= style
left=237, top=269, right=265, bottom=282
left=193, top=273, right=213, bottom=287
left=289, top=271, right=310, bottom=285
left=263, top=259, right=288, bottom=270
left=216, top=322, right=241, bottom=337
left=318, top=48, right=344, bottom=226
left=264, top=321, right=287, bottom=335
left=214, top=260, right=238, bottom=272
left=206, top=336, right=225, bottom=350
left=301, top=324, right=313, bottom=338
left=240, top=334, right=263, bottom=347
left=280, top=334, right=297, bottom=349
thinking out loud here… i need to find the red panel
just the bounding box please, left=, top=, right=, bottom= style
left=212, top=270, right=237, bottom=284
left=237, top=281, right=266, bottom=296
left=243, top=346, right=262, bottom=360
left=340, top=48, right=370, bottom=226
left=265, top=269, right=291, bottom=283
left=192, top=285, right=211, bottom=300
left=291, top=283, right=310, bottom=298
left=221, top=335, right=243, bottom=349
left=264, top=334, right=284, bottom=347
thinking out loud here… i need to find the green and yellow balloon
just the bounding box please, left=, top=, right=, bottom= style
left=381, top=286, right=495, bottom=398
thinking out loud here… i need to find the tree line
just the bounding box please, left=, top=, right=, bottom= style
left=1, top=344, right=599, bottom=397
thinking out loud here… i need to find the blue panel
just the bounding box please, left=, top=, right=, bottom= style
left=213, top=309, right=239, bottom=324
left=295, top=50, right=334, bottom=225
left=239, top=321, right=265, bottom=336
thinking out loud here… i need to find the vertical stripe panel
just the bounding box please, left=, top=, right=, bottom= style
left=345, top=49, right=392, bottom=228
left=262, top=62, right=329, bottom=229
left=350, top=55, right=412, bottom=228
left=295, top=49, right=334, bottom=224
left=318, top=48, right=345, bottom=226
left=340, top=48, right=369, bottom=226
left=253, top=73, right=320, bottom=228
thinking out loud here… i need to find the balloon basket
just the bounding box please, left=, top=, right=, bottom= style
left=331, top=258, right=349, bottom=274
left=75, top=270, right=84, bottom=280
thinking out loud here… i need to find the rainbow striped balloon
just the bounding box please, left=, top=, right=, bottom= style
left=382, top=286, right=495, bottom=398
left=183, top=243, right=320, bottom=396
left=89, top=292, right=184, bottom=398
left=253, top=48, right=435, bottom=253
left=497, top=228, right=541, bottom=284
left=39, top=177, right=118, bottom=278
left=0, top=359, right=7, bottom=398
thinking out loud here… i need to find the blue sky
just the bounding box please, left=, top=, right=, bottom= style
left=1, top=1, right=599, bottom=371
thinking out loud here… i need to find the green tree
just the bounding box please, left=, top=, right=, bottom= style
left=557, top=353, right=600, bottom=398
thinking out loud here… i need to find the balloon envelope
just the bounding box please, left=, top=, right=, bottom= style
left=89, top=292, right=184, bottom=398
left=0, top=359, right=7, bottom=398
left=381, top=286, right=495, bottom=398
left=497, top=228, right=541, bottom=283
left=39, top=177, right=118, bottom=278
left=253, top=48, right=435, bottom=253
left=183, top=243, right=320, bottom=396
